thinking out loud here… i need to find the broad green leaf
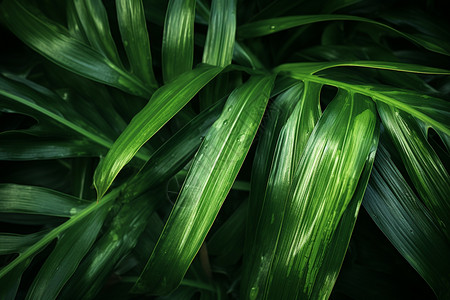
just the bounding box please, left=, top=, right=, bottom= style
left=0, top=188, right=120, bottom=281
left=263, top=91, right=377, bottom=299
left=73, top=0, right=122, bottom=67
left=162, top=0, right=196, bottom=82
left=0, top=0, right=152, bottom=97
left=202, top=0, right=236, bottom=67
left=94, top=65, right=222, bottom=199
left=242, top=81, right=321, bottom=299
left=377, top=103, right=450, bottom=237
left=275, top=61, right=450, bottom=76
left=116, top=0, right=158, bottom=89
left=364, top=145, right=450, bottom=299
left=238, top=15, right=450, bottom=56
left=124, top=98, right=225, bottom=200
left=280, top=72, right=450, bottom=136
left=58, top=193, right=159, bottom=300
left=0, top=184, right=90, bottom=217
left=25, top=206, right=108, bottom=300
left=132, top=75, right=275, bottom=295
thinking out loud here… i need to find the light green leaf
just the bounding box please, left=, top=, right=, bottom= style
left=202, top=0, right=236, bottom=67
left=280, top=71, right=450, bottom=136
left=132, top=75, right=275, bottom=295
left=162, top=0, right=196, bottom=82
left=364, top=145, right=450, bottom=299
left=94, top=65, right=223, bottom=199
left=116, top=0, right=158, bottom=89
left=0, top=184, right=90, bottom=217
left=263, top=91, right=378, bottom=299
left=238, top=15, right=450, bottom=56
left=242, top=81, right=321, bottom=299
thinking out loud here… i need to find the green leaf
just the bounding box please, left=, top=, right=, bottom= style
left=202, top=0, right=236, bottom=67
left=132, top=75, right=275, bottom=295
left=58, top=193, right=160, bottom=300
left=310, top=129, right=379, bottom=300
left=364, top=145, right=450, bottom=299
left=116, top=0, right=158, bottom=89
left=0, top=188, right=120, bottom=281
left=242, top=81, right=321, bottom=299
left=238, top=15, right=450, bottom=56
left=0, top=259, right=32, bottom=300
left=94, top=65, right=222, bottom=199
left=73, top=0, right=122, bottom=67
left=279, top=71, right=450, bottom=136
left=0, top=0, right=152, bottom=97
left=377, top=103, right=450, bottom=237
left=0, top=134, right=105, bottom=160
left=0, top=231, right=48, bottom=255
left=124, top=98, right=225, bottom=200
left=0, top=184, right=90, bottom=217
left=275, top=61, right=450, bottom=76
left=262, top=91, right=378, bottom=299
left=162, top=0, right=196, bottom=82
left=25, top=206, right=108, bottom=300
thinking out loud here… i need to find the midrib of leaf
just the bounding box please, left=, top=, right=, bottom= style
left=288, top=74, right=449, bottom=136
left=0, top=90, right=149, bottom=161
left=0, top=188, right=120, bottom=280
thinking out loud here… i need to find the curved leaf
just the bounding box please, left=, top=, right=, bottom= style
left=132, top=75, right=275, bottom=295
left=94, top=65, right=223, bottom=199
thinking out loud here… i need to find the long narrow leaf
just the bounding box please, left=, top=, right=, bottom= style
left=238, top=15, right=450, bottom=56
left=264, top=91, right=378, bottom=299
left=94, top=65, right=223, bottom=199
left=242, top=81, right=321, bottom=299
left=202, top=0, right=236, bottom=67
left=25, top=206, right=108, bottom=300
left=0, top=0, right=151, bottom=97
left=162, top=0, right=196, bottom=82
left=377, top=103, right=450, bottom=237
left=363, top=145, right=450, bottom=299
left=132, top=75, right=275, bottom=295
left=116, top=0, right=158, bottom=89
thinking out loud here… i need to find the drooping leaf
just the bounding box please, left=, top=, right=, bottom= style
left=262, top=91, right=378, bottom=299
left=242, top=81, right=321, bottom=299
left=132, top=75, right=275, bottom=295
left=238, top=15, right=450, bottom=56
left=364, top=145, right=450, bottom=300
left=377, top=103, right=450, bottom=237
left=94, top=65, right=222, bottom=199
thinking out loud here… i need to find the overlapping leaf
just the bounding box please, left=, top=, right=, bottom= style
left=364, top=145, right=450, bottom=299
left=132, top=75, right=275, bottom=295
left=94, top=65, right=223, bottom=199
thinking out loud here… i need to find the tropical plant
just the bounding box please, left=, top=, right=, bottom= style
left=0, top=0, right=449, bottom=299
